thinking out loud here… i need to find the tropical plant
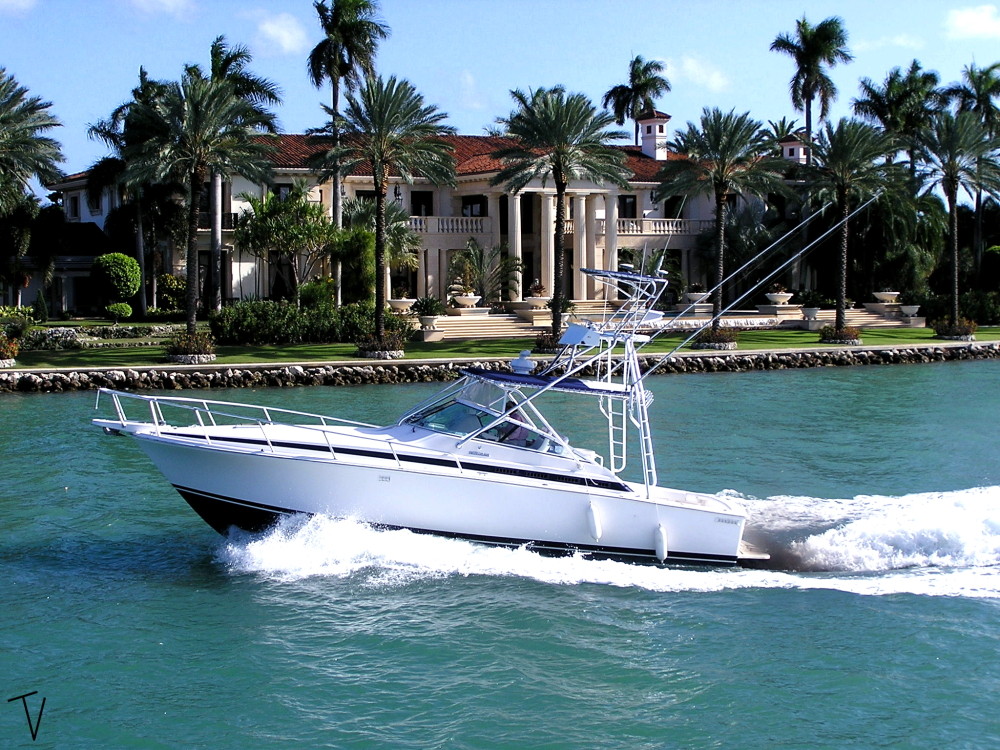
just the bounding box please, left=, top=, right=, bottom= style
left=308, top=0, right=390, bottom=234
left=124, top=72, right=277, bottom=334
left=105, top=302, right=132, bottom=323
left=186, top=35, right=282, bottom=312
left=601, top=55, right=671, bottom=145
left=652, top=108, right=787, bottom=330
left=410, top=295, right=446, bottom=316
left=852, top=59, right=946, bottom=180
left=805, top=118, right=898, bottom=333
left=943, top=62, right=1000, bottom=274
left=314, top=75, right=456, bottom=343
left=770, top=16, right=853, bottom=163
left=165, top=330, right=215, bottom=356
left=0, top=68, right=64, bottom=214
left=491, top=86, right=630, bottom=335
left=234, top=180, right=337, bottom=303
left=917, top=111, right=1000, bottom=324
left=342, top=195, right=421, bottom=283
left=0, top=192, right=39, bottom=307
left=91, top=252, right=141, bottom=304
left=447, top=238, right=522, bottom=305
left=328, top=226, right=376, bottom=304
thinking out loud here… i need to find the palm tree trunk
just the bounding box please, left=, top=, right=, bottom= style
left=974, top=186, right=983, bottom=282
left=804, top=98, right=814, bottom=166
left=552, top=180, right=567, bottom=337
left=836, top=190, right=849, bottom=333
left=712, top=193, right=727, bottom=333
left=950, top=193, right=960, bottom=325
left=210, top=170, right=223, bottom=312
left=374, top=182, right=387, bottom=342
left=331, top=78, right=344, bottom=309
left=134, top=197, right=148, bottom=317
left=186, top=167, right=207, bottom=335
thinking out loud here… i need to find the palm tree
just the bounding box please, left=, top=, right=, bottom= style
left=805, top=118, right=898, bottom=333
left=308, top=0, right=389, bottom=231
left=852, top=60, right=946, bottom=180
left=917, top=111, right=1000, bottom=324
left=770, top=16, right=853, bottom=164
left=87, top=68, right=174, bottom=316
left=652, top=108, right=787, bottom=330
left=315, top=75, right=455, bottom=343
left=187, top=36, right=282, bottom=312
left=602, top=55, right=671, bottom=145
left=0, top=68, right=64, bottom=214
left=447, top=237, right=523, bottom=305
left=126, top=73, right=277, bottom=334
left=943, top=62, right=1000, bottom=274
left=492, top=86, right=630, bottom=335
left=342, top=196, right=421, bottom=294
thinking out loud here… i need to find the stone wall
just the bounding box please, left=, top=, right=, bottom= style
left=2, top=342, right=999, bottom=394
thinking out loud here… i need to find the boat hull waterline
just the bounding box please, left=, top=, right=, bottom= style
left=97, top=420, right=749, bottom=566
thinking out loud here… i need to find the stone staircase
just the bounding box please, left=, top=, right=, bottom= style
left=427, top=313, right=543, bottom=340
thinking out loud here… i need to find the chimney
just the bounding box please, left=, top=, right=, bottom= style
left=638, top=110, right=671, bottom=160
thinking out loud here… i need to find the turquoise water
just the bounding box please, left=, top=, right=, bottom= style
left=3, top=361, right=1000, bottom=748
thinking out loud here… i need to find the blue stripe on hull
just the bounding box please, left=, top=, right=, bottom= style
left=173, top=485, right=739, bottom=568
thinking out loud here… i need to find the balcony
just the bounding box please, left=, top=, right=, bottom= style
left=408, top=216, right=491, bottom=235
left=197, top=212, right=238, bottom=230
left=595, top=218, right=714, bottom=236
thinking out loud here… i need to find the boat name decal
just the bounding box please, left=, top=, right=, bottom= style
left=468, top=451, right=490, bottom=457
left=715, top=517, right=740, bottom=525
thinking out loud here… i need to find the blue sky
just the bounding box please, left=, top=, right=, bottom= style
left=4, top=0, right=1000, bottom=178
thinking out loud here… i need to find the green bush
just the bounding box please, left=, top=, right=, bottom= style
left=932, top=318, right=978, bottom=337
left=819, top=325, right=861, bottom=342
left=166, top=331, right=215, bottom=355
left=210, top=300, right=304, bottom=345
left=299, top=277, right=337, bottom=310
left=1, top=313, right=32, bottom=340
left=31, top=294, right=48, bottom=323
left=156, top=274, right=187, bottom=311
left=144, top=307, right=186, bottom=322
left=92, top=253, right=141, bottom=303
left=106, top=302, right=132, bottom=323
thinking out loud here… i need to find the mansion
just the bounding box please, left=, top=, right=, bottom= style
left=42, top=112, right=809, bottom=313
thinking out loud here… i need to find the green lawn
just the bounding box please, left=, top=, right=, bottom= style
left=11, top=326, right=1000, bottom=370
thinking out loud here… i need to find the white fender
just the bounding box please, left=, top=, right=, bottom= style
left=654, top=524, right=669, bottom=562
left=587, top=501, right=603, bottom=542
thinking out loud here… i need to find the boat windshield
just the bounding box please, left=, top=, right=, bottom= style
left=404, top=396, right=555, bottom=451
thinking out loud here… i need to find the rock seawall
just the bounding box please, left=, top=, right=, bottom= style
left=2, top=342, right=999, bottom=394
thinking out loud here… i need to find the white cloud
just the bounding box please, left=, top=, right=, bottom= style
left=256, top=12, right=308, bottom=55
left=458, top=70, right=486, bottom=111
left=129, top=0, right=195, bottom=18
left=854, top=34, right=924, bottom=52
left=946, top=4, right=1000, bottom=39
left=0, top=0, right=37, bottom=13
left=666, top=56, right=729, bottom=93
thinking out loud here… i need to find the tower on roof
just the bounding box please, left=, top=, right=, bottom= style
left=637, top=110, right=671, bottom=160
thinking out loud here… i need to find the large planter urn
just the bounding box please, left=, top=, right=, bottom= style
left=453, top=294, right=481, bottom=308
left=524, top=296, right=551, bottom=309
left=801, top=307, right=820, bottom=321
left=388, top=298, right=416, bottom=313
left=874, top=291, right=900, bottom=303
left=418, top=315, right=441, bottom=330
left=765, top=292, right=794, bottom=305
left=685, top=292, right=710, bottom=303
left=900, top=305, right=920, bottom=317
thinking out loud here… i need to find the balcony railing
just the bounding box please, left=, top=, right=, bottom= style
left=197, top=212, right=238, bottom=230
left=595, top=218, right=714, bottom=236
left=408, top=216, right=490, bottom=234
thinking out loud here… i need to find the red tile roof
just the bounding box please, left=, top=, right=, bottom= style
left=261, top=133, right=670, bottom=184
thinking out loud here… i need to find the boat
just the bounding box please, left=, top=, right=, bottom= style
left=93, top=267, right=766, bottom=567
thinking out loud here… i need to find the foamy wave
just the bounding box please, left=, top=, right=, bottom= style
left=215, top=488, right=1000, bottom=599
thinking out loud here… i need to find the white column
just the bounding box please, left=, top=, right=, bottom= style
left=572, top=193, right=587, bottom=300
left=585, top=195, right=599, bottom=299
left=487, top=192, right=501, bottom=251
left=438, top=248, right=449, bottom=299
left=509, top=192, right=523, bottom=301
left=605, top=192, right=619, bottom=272
left=540, top=193, right=555, bottom=295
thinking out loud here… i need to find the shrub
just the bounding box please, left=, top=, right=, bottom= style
left=533, top=332, right=561, bottom=352
left=819, top=325, right=861, bottom=342
left=31, top=294, right=48, bottom=323
left=958, top=290, right=1000, bottom=325
left=209, top=300, right=304, bottom=345
left=106, top=302, right=132, bottom=323
left=165, top=331, right=215, bottom=356
left=0, top=334, right=18, bottom=360
left=933, top=318, right=978, bottom=337
left=144, top=307, right=186, bottom=322
left=156, top=274, right=187, bottom=311
left=354, top=328, right=409, bottom=355
left=1, top=313, right=32, bottom=340
left=694, top=327, right=738, bottom=344
left=299, top=277, right=336, bottom=310
left=92, top=253, right=141, bottom=303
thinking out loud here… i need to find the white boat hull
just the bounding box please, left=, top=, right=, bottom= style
left=121, top=427, right=746, bottom=566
